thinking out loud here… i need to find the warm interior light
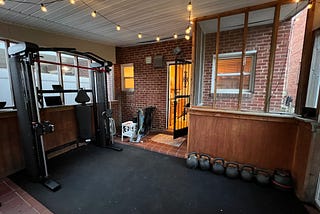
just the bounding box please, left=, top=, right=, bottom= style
left=185, top=34, right=190, bottom=40
left=91, top=11, right=97, bottom=18
left=185, top=27, right=191, bottom=34
left=187, top=1, right=192, bottom=11
left=307, top=2, right=313, bottom=9
left=173, top=33, right=178, bottom=39
left=69, top=0, right=75, bottom=4
left=138, top=33, right=142, bottom=39
left=294, top=0, right=300, bottom=3
left=116, top=25, right=121, bottom=31
left=0, top=0, right=5, bottom=6
left=41, top=4, right=47, bottom=12
left=156, top=36, right=160, bottom=42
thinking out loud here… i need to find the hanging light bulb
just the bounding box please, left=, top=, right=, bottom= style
left=307, top=1, right=313, bottom=9
left=91, top=11, right=97, bottom=18
left=156, top=36, right=160, bottom=42
left=69, top=0, right=75, bottom=4
left=294, top=0, right=300, bottom=3
left=185, top=34, right=190, bottom=40
left=138, top=33, right=142, bottom=39
left=41, top=3, right=47, bottom=12
left=187, top=1, right=192, bottom=12
left=185, top=27, right=191, bottom=34
left=116, top=25, right=121, bottom=31
left=0, top=0, right=5, bottom=6
left=173, top=33, right=178, bottom=39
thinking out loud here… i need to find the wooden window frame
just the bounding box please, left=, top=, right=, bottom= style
left=121, top=63, right=134, bottom=92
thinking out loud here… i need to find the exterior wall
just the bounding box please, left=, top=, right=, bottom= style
left=202, top=20, right=292, bottom=112
left=115, top=39, right=192, bottom=130
left=285, top=9, right=307, bottom=110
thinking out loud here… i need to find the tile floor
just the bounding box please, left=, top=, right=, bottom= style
left=114, top=132, right=188, bottom=158
left=0, top=177, right=52, bottom=214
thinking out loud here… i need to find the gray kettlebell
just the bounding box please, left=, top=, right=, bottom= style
left=240, top=165, right=255, bottom=182
left=186, top=152, right=198, bottom=169
left=225, top=162, right=240, bottom=179
left=212, top=158, right=225, bottom=175
left=199, top=154, right=211, bottom=171
left=255, top=169, right=270, bottom=185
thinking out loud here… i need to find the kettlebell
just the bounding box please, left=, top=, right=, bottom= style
left=240, top=165, right=255, bottom=182
left=272, top=168, right=293, bottom=191
left=255, top=169, right=270, bottom=186
left=212, top=158, right=225, bottom=175
left=199, top=154, right=211, bottom=171
left=186, top=152, right=198, bottom=169
left=225, top=162, right=240, bottom=179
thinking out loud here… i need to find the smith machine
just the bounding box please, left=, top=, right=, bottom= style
left=8, top=42, right=122, bottom=191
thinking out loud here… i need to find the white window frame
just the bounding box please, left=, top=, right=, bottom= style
left=121, top=63, right=134, bottom=92
left=211, top=50, right=257, bottom=94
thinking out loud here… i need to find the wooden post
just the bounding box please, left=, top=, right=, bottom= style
left=213, top=17, right=220, bottom=108
left=264, top=4, right=281, bottom=112
left=238, top=12, right=249, bottom=110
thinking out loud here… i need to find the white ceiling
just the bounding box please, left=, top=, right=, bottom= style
left=0, top=0, right=308, bottom=47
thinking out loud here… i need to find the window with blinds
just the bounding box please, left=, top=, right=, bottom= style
left=121, top=63, right=134, bottom=91
left=211, top=51, right=256, bottom=93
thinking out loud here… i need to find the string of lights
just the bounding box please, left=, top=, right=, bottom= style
left=0, top=0, right=194, bottom=43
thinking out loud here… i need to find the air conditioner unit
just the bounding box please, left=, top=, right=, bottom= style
left=316, top=172, right=320, bottom=209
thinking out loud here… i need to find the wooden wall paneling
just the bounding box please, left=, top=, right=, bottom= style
left=188, top=108, right=297, bottom=169
left=291, top=120, right=313, bottom=199
left=41, top=106, right=78, bottom=151
left=0, top=112, right=24, bottom=178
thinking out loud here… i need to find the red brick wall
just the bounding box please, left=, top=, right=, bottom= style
left=202, top=20, right=292, bottom=112
left=284, top=8, right=307, bottom=110
left=115, top=39, right=192, bottom=131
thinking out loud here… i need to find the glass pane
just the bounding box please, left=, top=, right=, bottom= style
left=79, top=57, right=92, bottom=89
left=270, top=4, right=308, bottom=113
left=124, top=78, right=134, bottom=89
left=124, top=66, right=134, bottom=77
left=61, top=53, right=75, bottom=65
left=0, top=41, right=14, bottom=107
left=40, top=63, right=59, bottom=90
left=39, top=51, right=57, bottom=62
left=217, top=76, right=240, bottom=90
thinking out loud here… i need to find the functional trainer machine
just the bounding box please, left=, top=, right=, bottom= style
left=8, top=42, right=122, bottom=191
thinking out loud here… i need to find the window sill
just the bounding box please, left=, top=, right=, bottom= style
left=213, top=92, right=253, bottom=99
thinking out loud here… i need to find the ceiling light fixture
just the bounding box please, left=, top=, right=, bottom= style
left=69, top=0, right=75, bottom=4
left=116, top=25, right=121, bottom=31
left=0, top=0, right=5, bottom=6
left=187, top=1, right=192, bottom=11
left=91, top=10, right=97, bottom=18
left=156, top=36, right=160, bottom=42
left=294, top=0, right=300, bottom=2
left=41, top=3, right=47, bottom=12
left=185, top=34, right=190, bottom=40
left=185, top=27, right=191, bottom=34
left=138, top=33, right=142, bottom=39
left=173, top=33, right=178, bottom=39
left=307, top=1, right=313, bottom=9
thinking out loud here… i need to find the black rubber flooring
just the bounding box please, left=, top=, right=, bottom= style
left=11, top=144, right=308, bottom=214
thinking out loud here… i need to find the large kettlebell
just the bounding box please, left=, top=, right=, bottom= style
left=186, top=152, right=198, bottom=169
left=225, top=162, right=240, bottom=179
left=212, top=158, right=225, bottom=175
left=255, top=169, right=271, bottom=186
left=199, top=154, right=211, bottom=171
left=240, top=165, right=255, bottom=182
left=272, top=168, right=293, bottom=191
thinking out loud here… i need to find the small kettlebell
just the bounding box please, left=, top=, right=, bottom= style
left=212, top=158, right=225, bottom=175
left=225, top=162, right=240, bottom=179
left=255, top=169, right=270, bottom=186
left=240, top=165, right=255, bottom=182
left=186, top=152, right=198, bottom=169
left=199, top=154, right=211, bottom=171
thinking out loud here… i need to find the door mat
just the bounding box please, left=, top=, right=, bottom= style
left=150, top=134, right=185, bottom=147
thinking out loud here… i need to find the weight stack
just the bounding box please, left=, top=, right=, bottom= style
left=75, top=104, right=93, bottom=142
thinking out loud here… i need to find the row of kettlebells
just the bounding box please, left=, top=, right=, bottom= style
left=186, top=152, right=293, bottom=189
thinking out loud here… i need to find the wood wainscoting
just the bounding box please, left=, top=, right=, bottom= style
left=188, top=107, right=319, bottom=201
left=188, top=107, right=298, bottom=170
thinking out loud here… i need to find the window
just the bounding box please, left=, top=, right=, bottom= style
left=0, top=40, right=14, bottom=107
left=211, top=51, right=256, bottom=94
left=121, top=63, right=134, bottom=91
